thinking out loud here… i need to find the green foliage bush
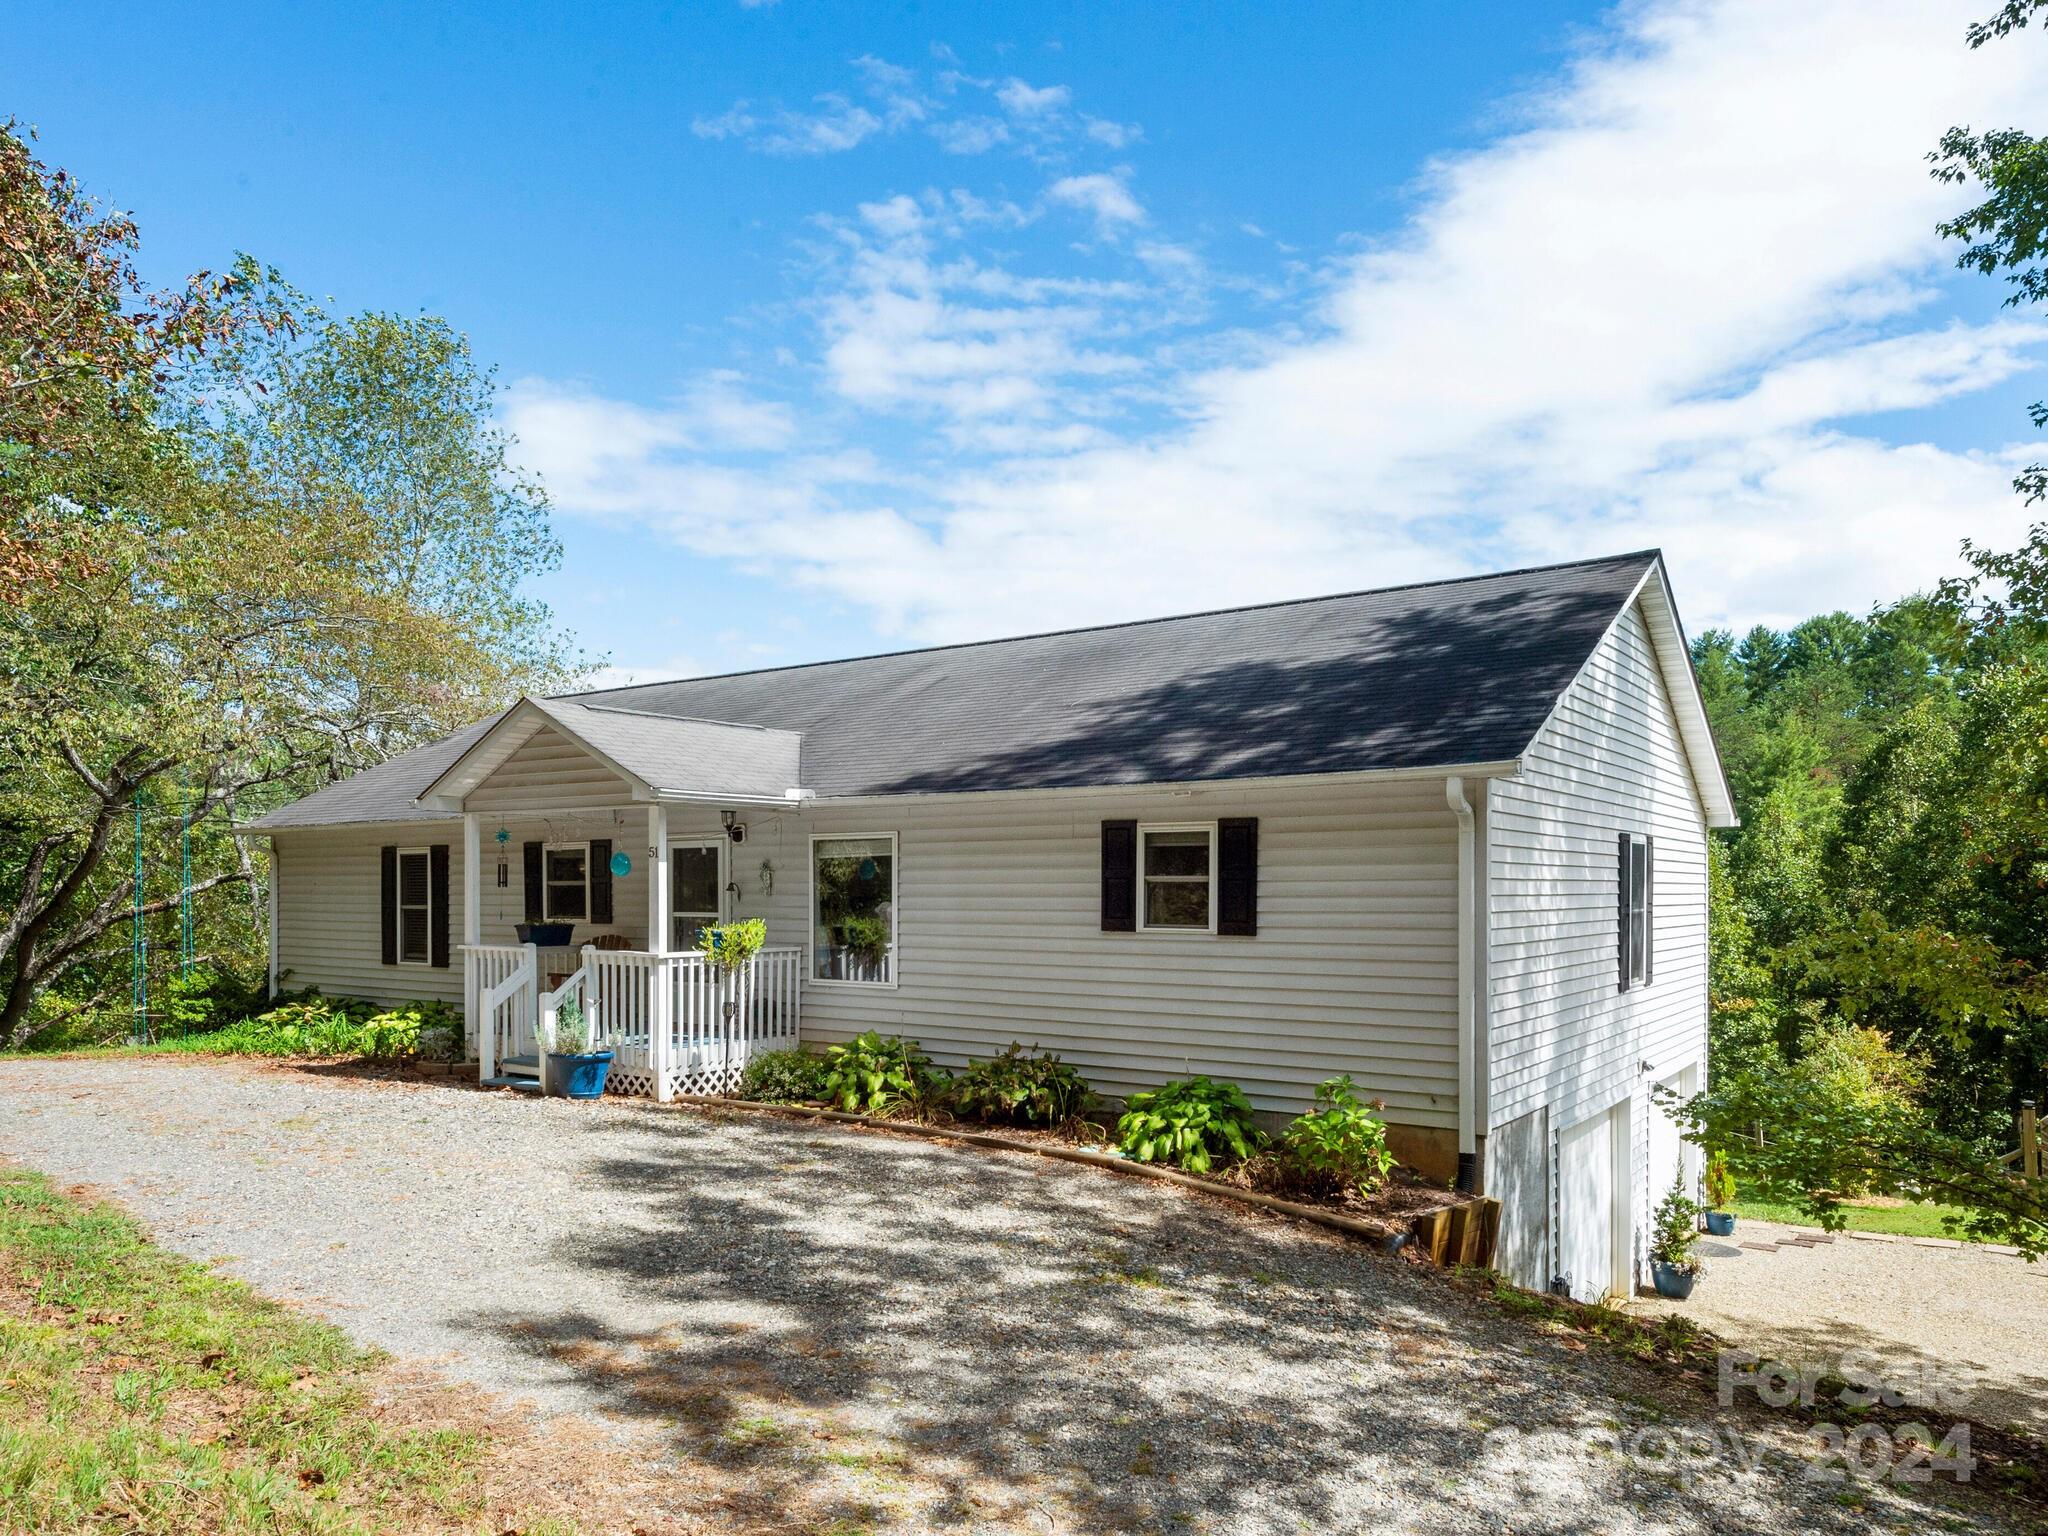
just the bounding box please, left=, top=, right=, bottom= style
left=547, top=997, right=590, bottom=1054
left=157, top=964, right=266, bottom=1038
left=950, top=1043, right=1094, bottom=1129
left=1272, top=1075, right=1395, bottom=1197
left=739, top=1048, right=830, bottom=1104
left=1649, top=1173, right=1702, bottom=1275
left=1117, top=1076, right=1262, bottom=1173
left=361, top=999, right=463, bottom=1060
left=139, top=992, right=461, bottom=1061
left=838, top=914, right=891, bottom=965
left=704, top=918, right=768, bottom=974
left=1704, top=1151, right=1735, bottom=1212
left=820, top=1031, right=949, bottom=1117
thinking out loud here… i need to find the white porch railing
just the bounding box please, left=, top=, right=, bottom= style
left=584, top=945, right=804, bottom=1100
left=463, top=943, right=537, bottom=1079
left=468, top=942, right=802, bottom=1099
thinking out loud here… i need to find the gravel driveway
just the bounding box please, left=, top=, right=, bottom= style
left=1636, top=1218, right=2048, bottom=1438
left=0, top=1058, right=2025, bottom=1535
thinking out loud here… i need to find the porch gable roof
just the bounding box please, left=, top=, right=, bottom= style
left=411, top=696, right=804, bottom=812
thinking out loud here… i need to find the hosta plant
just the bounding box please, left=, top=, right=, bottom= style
left=1116, top=1076, right=1262, bottom=1173
left=1274, top=1075, right=1396, bottom=1198
left=821, top=1031, right=949, bottom=1118
left=951, top=1043, right=1095, bottom=1129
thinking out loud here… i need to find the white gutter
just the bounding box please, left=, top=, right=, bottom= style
left=1445, top=776, right=1478, bottom=1191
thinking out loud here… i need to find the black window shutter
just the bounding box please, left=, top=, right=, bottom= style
left=1643, top=836, right=1655, bottom=986
left=589, top=839, right=614, bottom=925
left=380, top=846, right=399, bottom=966
left=1101, top=821, right=1137, bottom=932
left=429, top=845, right=451, bottom=968
left=1217, top=817, right=1259, bottom=936
left=523, top=841, right=544, bottom=922
left=1616, top=832, right=1631, bottom=993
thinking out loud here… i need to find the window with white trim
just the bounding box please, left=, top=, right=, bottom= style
left=1620, top=832, right=1653, bottom=989
left=1138, top=823, right=1215, bottom=932
left=397, top=849, right=433, bottom=965
left=544, top=842, right=589, bottom=921
left=811, top=833, right=896, bottom=984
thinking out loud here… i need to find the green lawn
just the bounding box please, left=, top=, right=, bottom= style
left=0, top=1166, right=575, bottom=1535
left=1728, top=1196, right=1980, bottom=1241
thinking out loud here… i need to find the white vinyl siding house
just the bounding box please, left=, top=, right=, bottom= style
left=1484, top=601, right=1712, bottom=1300
left=247, top=551, right=1734, bottom=1297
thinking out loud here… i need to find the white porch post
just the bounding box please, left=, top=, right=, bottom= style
left=462, top=812, right=482, bottom=1070
left=648, top=804, right=673, bottom=1101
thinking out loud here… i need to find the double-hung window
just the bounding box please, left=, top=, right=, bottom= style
left=396, top=849, right=433, bottom=965
left=812, top=834, right=897, bottom=985
left=544, top=843, right=589, bottom=921
left=1619, top=832, right=1653, bottom=990
left=1138, top=823, right=1215, bottom=933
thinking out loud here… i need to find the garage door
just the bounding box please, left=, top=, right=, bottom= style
left=1558, top=1107, right=1622, bottom=1303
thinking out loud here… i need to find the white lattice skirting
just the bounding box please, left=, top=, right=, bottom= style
left=602, top=1055, right=749, bottom=1100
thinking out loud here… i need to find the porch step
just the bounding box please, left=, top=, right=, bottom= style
left=480, top=1075, right=543, bottom=1093
left=499, top=1054, right=541, bottom=1076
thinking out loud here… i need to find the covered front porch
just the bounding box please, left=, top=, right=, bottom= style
left=419, top=696, right=812, bottom=1099
left=462, top=935, right=802, bottom=1098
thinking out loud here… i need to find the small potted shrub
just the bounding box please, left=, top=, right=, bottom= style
left=1703, top=1151, right=1737, bottom=1236
left=545, top=997, right=613, bottom=1100
left=1648, top=1172, right=1704, bottom=1299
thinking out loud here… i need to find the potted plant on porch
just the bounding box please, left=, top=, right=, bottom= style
left=1703, top=1151, right=1737, bottom=1236
left=544, top=997, right=613, bottom=1101
left=1648, top=1172, right=1704, bottom=1300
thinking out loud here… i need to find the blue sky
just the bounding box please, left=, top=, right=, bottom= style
left=12, top=0, right=2048, bottom=684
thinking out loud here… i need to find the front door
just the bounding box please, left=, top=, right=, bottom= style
left=669, top=841, right=725, bottom=951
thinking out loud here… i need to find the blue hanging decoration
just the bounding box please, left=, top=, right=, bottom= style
left=609, top=849, right=632, bottom=878
left=858, top=857, right=878, bottom=881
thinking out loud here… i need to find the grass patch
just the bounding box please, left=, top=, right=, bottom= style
left=0, top=1165, right=558, bottom=1534
left=1728, top=1196, right=1980, bottom=1241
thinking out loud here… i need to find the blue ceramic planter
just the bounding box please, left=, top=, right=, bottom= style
left=1704, top=1210, right=1736, bottom=1237
left=1651, top=1261, right=1697, bottom=1300
left=547, top=1050, right=614, bottom=1100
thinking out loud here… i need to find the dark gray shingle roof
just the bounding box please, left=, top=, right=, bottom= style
left=251, top=550, right=1660, bottom=828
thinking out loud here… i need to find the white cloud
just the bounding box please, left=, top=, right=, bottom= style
left=996, top=78, right=1072, bottom=117
left=1046, top=171, right=1145, bottom=229
left=1084, top=116, right=1142, bottom=149
left=538, top=0, right=2048, bottom=645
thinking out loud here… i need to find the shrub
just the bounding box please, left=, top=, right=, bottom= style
left=1117, top=1076, right=1262, bottom=1173
left=1649, top=1173, right=1703, bottom=1275
left=821, top=1031, right=949, bottom=1117
left=158, top=963, right=265, bottom=1037
left=951, top=1043, right=1094, bottom=1129
left=548, top=997, right=590, bottom=1054
left=739, top=1048, right=830, bottom=1104
left=1272, top=1075, right=1396, bottom=1198
left=166, top=993, right=378, bottom=1056
left=1704, top=1151, right=1736, bottom=1212
left=839, top=914, right=891, bottom=966
left=362, top=1000, right=463, bottom=1060
left=704, top=918, right=768, bottom=974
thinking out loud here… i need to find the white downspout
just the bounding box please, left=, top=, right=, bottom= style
left=1446, top=776, right=1478, bottom=1192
